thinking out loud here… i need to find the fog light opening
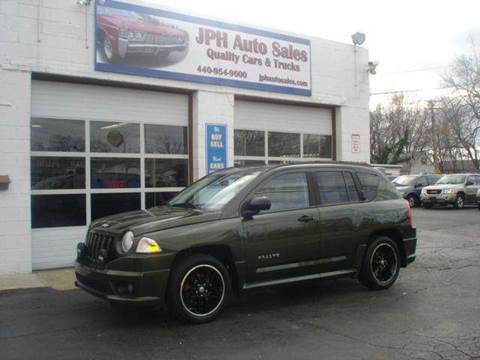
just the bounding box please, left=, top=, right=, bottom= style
left=114, top=282, right=135, bottom=297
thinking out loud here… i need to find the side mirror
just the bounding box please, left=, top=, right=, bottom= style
left=243, top=196, right=271, bottom=219
left=466, top=181, right=474, bottom=186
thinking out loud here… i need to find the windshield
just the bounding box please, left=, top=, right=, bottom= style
left=392, top=175, right=416, bottom=186
left=436, top=175, right=466, bottom=185
left=168, top=171, right=261, bottom=211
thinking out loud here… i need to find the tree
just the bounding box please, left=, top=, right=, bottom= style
left=442, top=41, right=480, bottom=169
left=370, top=94, right=429, bottom=166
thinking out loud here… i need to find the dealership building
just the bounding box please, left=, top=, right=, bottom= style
left=0, top=0, right=370, bottom=273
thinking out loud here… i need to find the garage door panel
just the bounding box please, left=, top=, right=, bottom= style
left=235, top=100, right=332, bottom=135
left=32, top=81, right=188, bottom=126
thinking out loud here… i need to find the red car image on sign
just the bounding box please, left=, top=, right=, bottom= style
left=96, top=5, right=189, bottom=64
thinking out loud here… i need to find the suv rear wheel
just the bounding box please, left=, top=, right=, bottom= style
left=360, top=236, right=400, bottom=290
left=167, top=254, right=231, bottom=323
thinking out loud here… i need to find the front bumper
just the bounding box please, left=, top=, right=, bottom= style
left=118, top=38, right=187, bottom=57
left=75, top=258, right=171, bottom=307
left=421, top=193, right=456, bottom=205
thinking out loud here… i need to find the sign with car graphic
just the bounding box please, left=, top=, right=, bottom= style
left=95, top=0, right=312, bottom=96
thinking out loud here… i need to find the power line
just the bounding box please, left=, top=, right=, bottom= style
left=370, top=87, right=454, bottom=96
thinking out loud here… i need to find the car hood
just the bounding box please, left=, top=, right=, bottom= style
left=90, top=206, right=222, bottom=236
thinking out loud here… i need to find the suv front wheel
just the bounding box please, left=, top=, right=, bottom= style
left=360, top=236, right=400, bottom=290
left=453, top=193, right=465, bottom=209
left=167, top=254, right=231, bottom=323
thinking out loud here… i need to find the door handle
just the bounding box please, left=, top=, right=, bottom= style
left=298, top=215, right=314, bottom=223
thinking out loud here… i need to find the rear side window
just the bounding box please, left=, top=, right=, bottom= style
left=256, top=172, right=309, bottom=212
left=357, top=172, right=400, bottom=201
left=344, top=172, right=360, bottom=202
left=315, top=171, right=349, bottom=205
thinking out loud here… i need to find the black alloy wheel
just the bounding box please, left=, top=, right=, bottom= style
left=453, top=194, right=464, bottom=209
left=360, top=236, right=400, bottom=290
left=167, top=254, right=231, bottom=323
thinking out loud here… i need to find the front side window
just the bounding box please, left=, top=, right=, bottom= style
left=256, top=172, right=309, bottom=212
left=315, top=171, right=349, bottom=205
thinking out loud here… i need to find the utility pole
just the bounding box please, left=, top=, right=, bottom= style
left=428, top=100, right=440, bottom=173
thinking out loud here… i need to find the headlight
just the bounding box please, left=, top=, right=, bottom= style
left=118, top=28, right=128, bottom=39
left=442, top=188, right=455, bottom=194
left=136, top=237, right=162, bottom=254
left=121, top=231, right=134, bottom=253
left=421, top=188, right=427, bottom=194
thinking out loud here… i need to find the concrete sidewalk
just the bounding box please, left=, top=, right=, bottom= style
left=0, top=268, right=76, bottom=291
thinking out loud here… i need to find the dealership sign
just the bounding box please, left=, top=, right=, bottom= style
left=206, top=124, right=227, bottom=174
left=95, top=0, right=312, bottom=96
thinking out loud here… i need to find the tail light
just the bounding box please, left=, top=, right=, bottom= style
left=405, top=200, right=413, bottom=226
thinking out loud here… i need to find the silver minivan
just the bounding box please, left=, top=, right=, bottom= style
left=421, top=173, right=480, bottom=209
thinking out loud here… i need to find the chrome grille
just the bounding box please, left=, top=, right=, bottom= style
left=85, top=231, right=115, bottom=263
left=145, top=33, right=183, bottom=45
left=427, top=189, right=441, bottom=195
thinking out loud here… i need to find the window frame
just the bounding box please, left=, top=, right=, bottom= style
left=240, top=170, right=315, bottom=215
left=312, top=170, right=359, bottom=207
left=233, top=129, right=333, bottom=166
left=30, top=117, right=189, bottom=230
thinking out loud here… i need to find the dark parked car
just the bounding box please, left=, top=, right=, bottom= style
left=96, top=6, right=188, bottom=63
left=75, top=163, right=417, bottom=323
left=392, top=174, right=441, bottom=207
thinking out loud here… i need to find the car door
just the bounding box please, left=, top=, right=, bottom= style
left=313, top=170, right=360, bottom=272
left=465, top=175, right=480, bottom=203
left=241, top=171, right=321, bottom=283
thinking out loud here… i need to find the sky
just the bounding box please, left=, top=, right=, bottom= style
left=141, top=0, right=480, bottom=108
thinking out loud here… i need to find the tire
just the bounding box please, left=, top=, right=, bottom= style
left=453, top=193, right=465, bottom=209
left=406, top=194, right=417, bottom=208
left=167, top=254, right=231, bottom=323
left=102, top=35, right=119, bottom=63
left=359, top=236, right=401, bottom=290
left=423, top=203, right=433, bottom=209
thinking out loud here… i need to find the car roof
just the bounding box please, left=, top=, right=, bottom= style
left=214, top=161, right=376, bottom=176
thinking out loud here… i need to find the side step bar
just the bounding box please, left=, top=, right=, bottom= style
left=243, top=269, right=356, bottom=290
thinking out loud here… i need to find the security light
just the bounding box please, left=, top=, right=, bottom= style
left=351, top=32, right=366, bottom=46
left=368, top=61, right=379, bottom=75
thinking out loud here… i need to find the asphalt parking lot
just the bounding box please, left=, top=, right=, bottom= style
left=1, top=207, right=479, bottom=360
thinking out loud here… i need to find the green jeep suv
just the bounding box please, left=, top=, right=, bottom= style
left=75, top=163, right=417, bottom=323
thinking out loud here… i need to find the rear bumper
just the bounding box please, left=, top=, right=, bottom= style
left=403, top=232, right=417, bottom=266
left=75, top=261, right=170, bottom=306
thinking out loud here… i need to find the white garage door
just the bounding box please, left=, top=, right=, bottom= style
left=234, top=100, right=333, bottom=166
left=30, top=81, right=189, bottom=269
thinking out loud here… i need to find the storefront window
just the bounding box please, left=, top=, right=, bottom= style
left=234, top=130, right=265, bottom=157
left=91, top=193, right=141, bottom=221
left=91, top=158, right=140, bottom=188
left=31, top=157, right=85, bottom=190
left=31, top=118, right=85, bottom=152
left=303, top=134, right=332, bottom=158
left=145, top=124, right=188, bottom=154
left=31, top=194, right=86, bottom=228
left=90, top=121, right=140, bottom=153
left=145, top=159, right=188, bottom=187
left=268, top=132, right=300, bottom=158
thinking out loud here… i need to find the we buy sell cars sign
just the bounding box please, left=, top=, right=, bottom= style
left=95, top=0, right=312, bottom=96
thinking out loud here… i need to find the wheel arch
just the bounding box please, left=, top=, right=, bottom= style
left=168, top=245, right=240, bottom=296
left=366, top=228, right=407, bottom=267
